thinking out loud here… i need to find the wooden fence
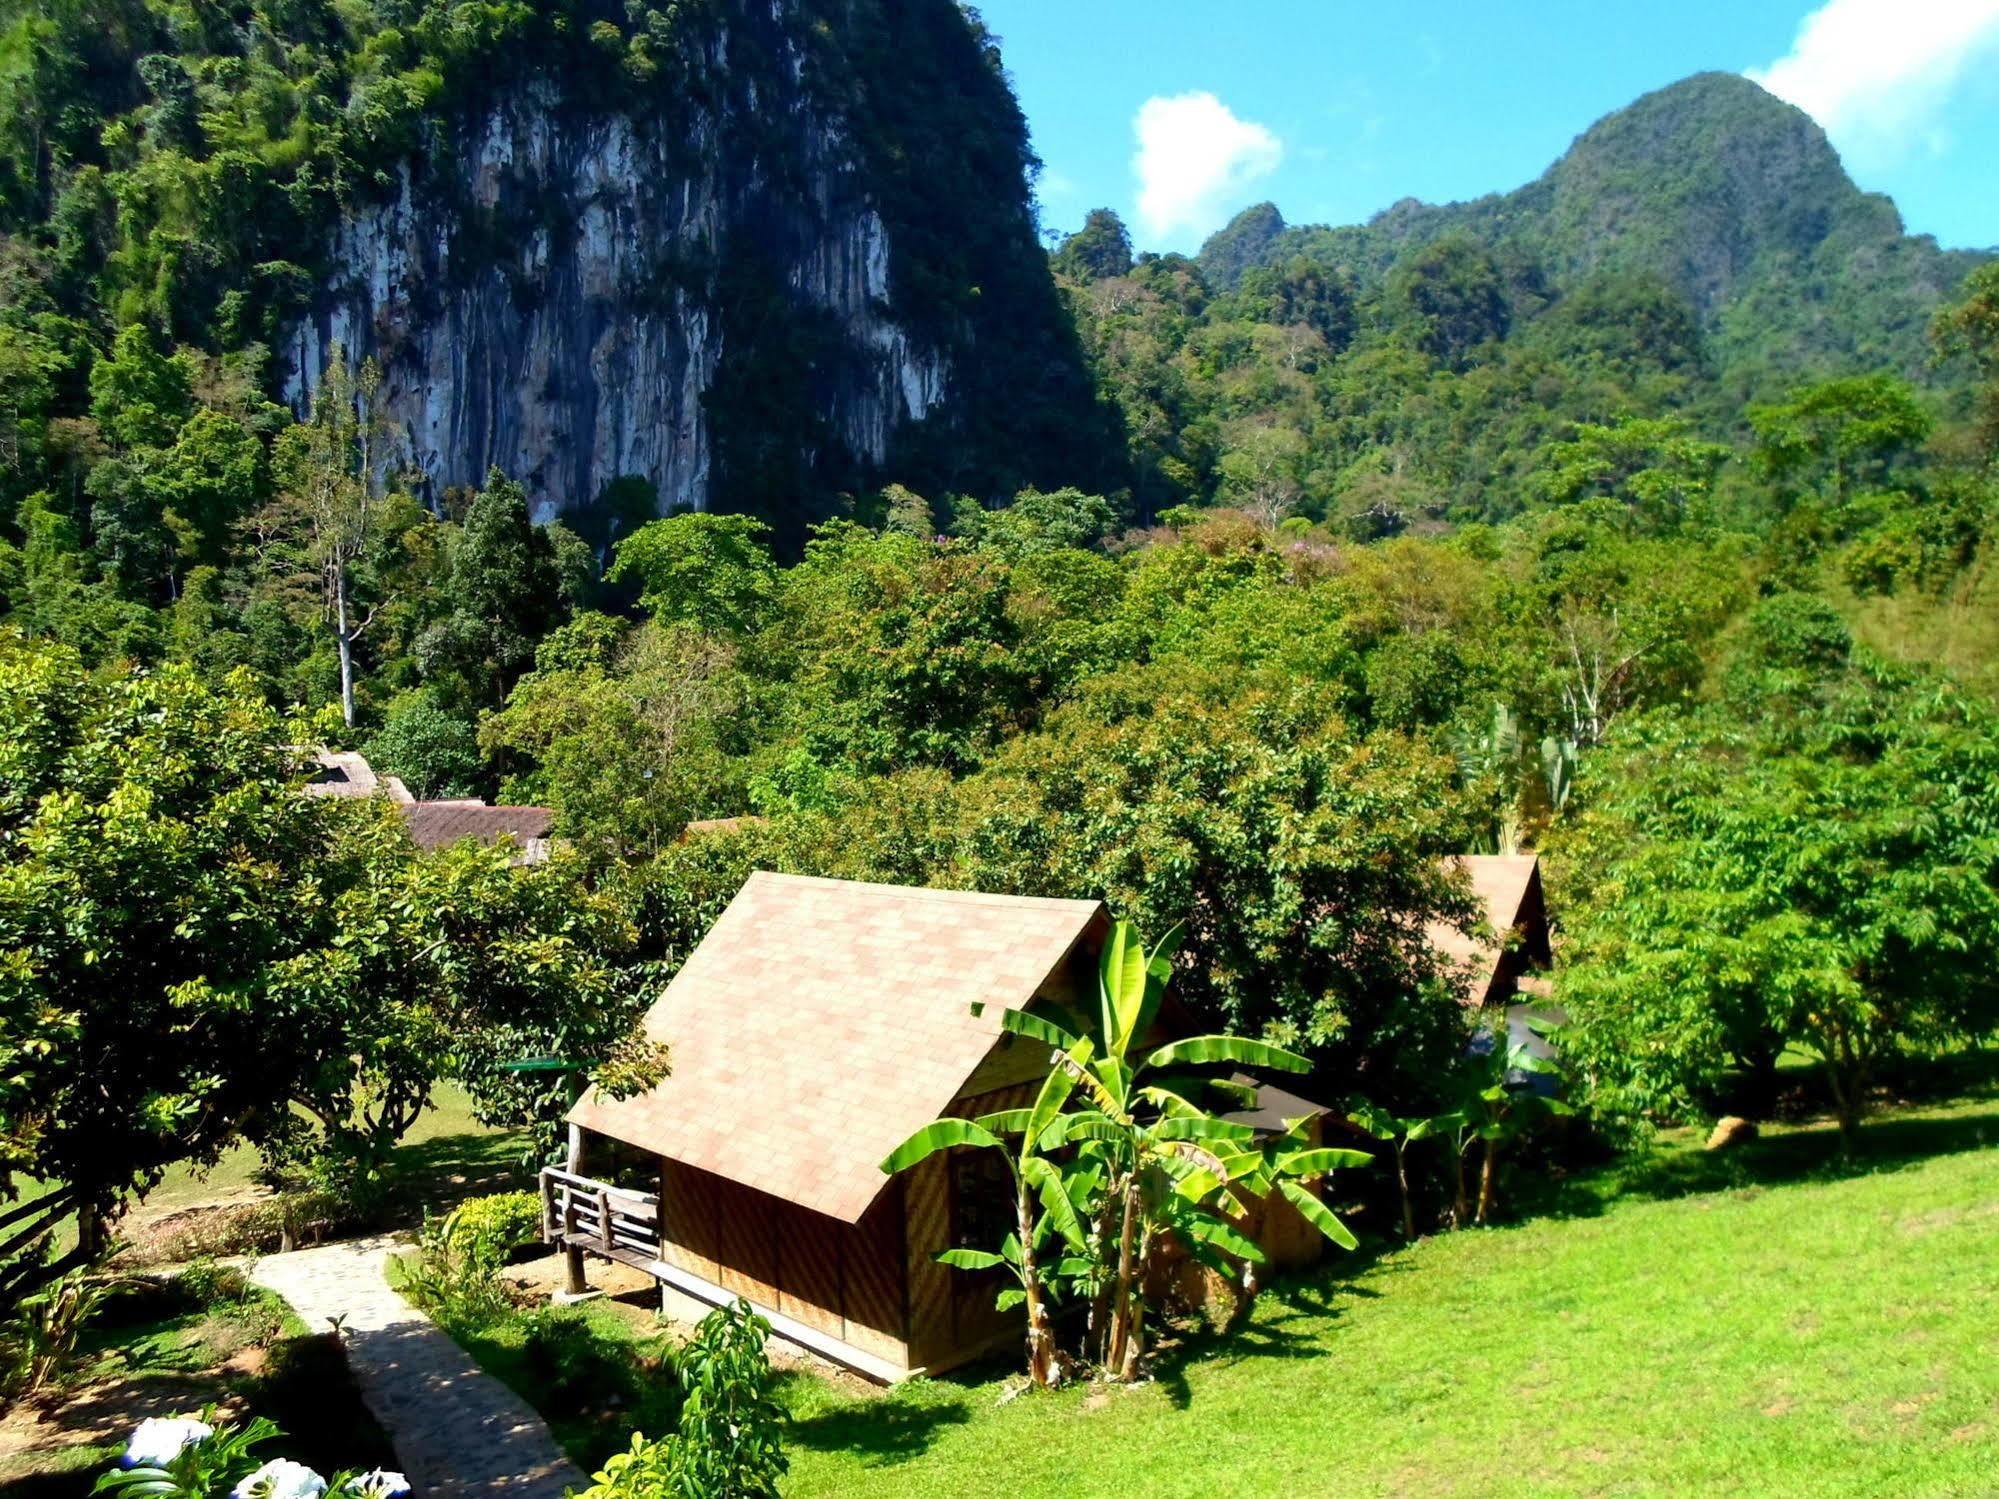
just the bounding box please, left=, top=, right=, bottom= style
left=539, top=1166, right=662, bottom=1261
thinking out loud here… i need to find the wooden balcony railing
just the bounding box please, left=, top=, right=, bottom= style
left=539, top=1166, right=662, bottom=1262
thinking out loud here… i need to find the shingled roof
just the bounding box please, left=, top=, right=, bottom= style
left=569, top=872, right=1106, bottom=1224
left=400, top=801, right=555, bottom=855
left=1429, top=854, right=1548, bottom=1007
left=303, top=749, right=412, bottom=804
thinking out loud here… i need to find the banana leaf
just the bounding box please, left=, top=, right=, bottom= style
left=1026, top=1038, right=1089, bottom=1148
left=1152, top=1115, right=1259, bottom=1147
left=999, top=1007, right=1082, bottom=1053
left=936, top=1247, right=1005, bottom=1271
left=1277, top=1176, right=1359, bottom=1250
left=1143, top=1035, right=1310, bottom=1073
left=1022, top=1155, right=1086, bottom=1250
left=880, top=1117, right=1002, bottom=1174
left=1179, top=1206, right=1266, bottom=1263
left=1099, top=919, right=1151, bottom=1054
left=1275, top=1146, right=1375, bottom=1177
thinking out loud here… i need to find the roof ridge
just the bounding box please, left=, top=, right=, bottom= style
left=745, top=869, right=1104, bottom=913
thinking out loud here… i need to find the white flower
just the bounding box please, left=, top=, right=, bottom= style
left=122, top=1416, right=214, bottom=1468
left=232, top=1459, right=329, bottom=1499
left=345, top=1471, right=412, bottom=1498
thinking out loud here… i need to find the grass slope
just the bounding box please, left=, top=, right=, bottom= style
left=782, top=1098, right=1999, bottom=1498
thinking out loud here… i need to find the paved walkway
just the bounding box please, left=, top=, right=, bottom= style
left=251, top=1238, right=587, bottom=1498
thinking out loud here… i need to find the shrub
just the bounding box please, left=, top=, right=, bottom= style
left=576, top=1301, right=785, bottom=1499
left=176, top=1256, right=255, bottom=1308
left=0, top=1273, right=113, bottom=1400
left=130, top=1190, right=350, bottom=1266
left=91, top=1409, right=409, bottom=1499
left=395, top=1196, right=538, bottom=1324
left=448, top=1191, right=543, bottom=1270
left=521, top=1307, right=655, bottom=1421
left=363, top=689, right=481, bottom=799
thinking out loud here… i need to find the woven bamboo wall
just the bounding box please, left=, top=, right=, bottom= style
left=657, top=1157, right=910, bottom=1367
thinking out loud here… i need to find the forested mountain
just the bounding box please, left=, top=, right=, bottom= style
left=0, top=0, right=1108, bottom=546
left=1063, top=73, right=1991, bottom=529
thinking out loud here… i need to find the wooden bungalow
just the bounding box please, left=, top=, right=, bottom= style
left=545, top=872, right=1330, bottom=1382
left=1431, top=854, right=1554, bottom=1009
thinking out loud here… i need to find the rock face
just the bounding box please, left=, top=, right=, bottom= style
left=281, top=0, right=1042, bottom=533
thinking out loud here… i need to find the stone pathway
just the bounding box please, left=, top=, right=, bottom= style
left=251, top=1237, right=587, bottom=1499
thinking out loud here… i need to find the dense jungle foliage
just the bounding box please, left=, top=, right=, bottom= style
left=2, top=0, right=1998, bottom=1299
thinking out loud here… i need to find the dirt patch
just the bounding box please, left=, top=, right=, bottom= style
left=501, top=1249, right=657, bottom=1304
left=0, top=1368, right=247, bottom=1466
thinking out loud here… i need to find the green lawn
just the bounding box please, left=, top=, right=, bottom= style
left=140, top=1081, right=526, bottom=1215
left=779, top=1094, right=1999, bottom=1499
left=24, top=1083, right=529, bottom=1263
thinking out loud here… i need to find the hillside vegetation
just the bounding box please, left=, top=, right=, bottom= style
left=1065, top=74, right=1990, bottom=529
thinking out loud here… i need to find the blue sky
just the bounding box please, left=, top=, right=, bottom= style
left=974, top=0, right=1999, bottom=256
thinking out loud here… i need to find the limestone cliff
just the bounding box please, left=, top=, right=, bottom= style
left=281, top=0, right=1099, bottom=540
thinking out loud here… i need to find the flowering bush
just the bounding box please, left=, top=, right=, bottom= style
left=90, top=1408, right=409, bottom=1499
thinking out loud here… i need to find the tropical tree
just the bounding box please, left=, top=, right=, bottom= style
left=261, top=822, right=648, bottom=1201
left=414, top=467, right=571, bottom=713
left=0, top=645, right=334, bottom=1290
left=608, top=512, right=777, bottom=638
left=1554, top=606, right=1999, bottom=1143
left=1933, top=261, right=1999, bottom=457
left=253, top=352, right=400, bottom=726
left=887, top=920, right=1370, bottom=1385
left=1455, top=1017, right=1571, bottom=1226
left=1747, top=374, right=1933, bottom=509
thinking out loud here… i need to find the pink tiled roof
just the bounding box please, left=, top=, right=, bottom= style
left=1429, top=854, right=1542, bottom=1006
left=569, top=872, right=1105, bottom=1224
left=401, top=802, right=555, bottom=852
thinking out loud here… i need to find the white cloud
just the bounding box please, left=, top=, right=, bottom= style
left=1747, top=0, right=1999, bottom=165
left=1036, top=168, right=1080, bottom=203
left=1131, top=92, right=1283, bottom=244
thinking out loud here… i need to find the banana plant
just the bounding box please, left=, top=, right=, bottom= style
left=1541, top=733, right=1579, bottom=816
left=1001, top=919, right=1323, bottom=1380
left=1348, top=1102, right=1438, bottom=1240
left=881, top=1037, right=1092, bottom=1387
left=1205, top=1117, right=1373, bottom=1330
left=1460, top=1015, right=1572, bottom=1226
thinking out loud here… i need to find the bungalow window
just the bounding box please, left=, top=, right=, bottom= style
left=951, top=1149, right=1015, bottom=1254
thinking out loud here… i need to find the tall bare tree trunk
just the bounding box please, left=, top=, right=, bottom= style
left=1450, top=1143, right=1470, bottom=1230
left=334, top=567, right=357, bottom=729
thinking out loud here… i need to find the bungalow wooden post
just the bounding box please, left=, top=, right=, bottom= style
left=563, top=1123, right=588, bottom=1296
